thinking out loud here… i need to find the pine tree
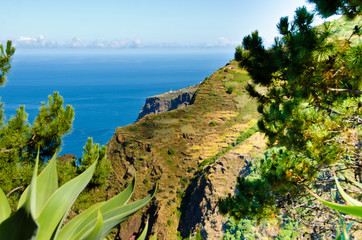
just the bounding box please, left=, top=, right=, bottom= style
left=308, top=0, right=361, bottom=19
left=0, top=41, right=75, bottom=202
left=219, top=1, right=361, bottom=237
left=78, top=137, right=111, bottom=188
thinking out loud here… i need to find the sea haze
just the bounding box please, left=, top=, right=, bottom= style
left=0, top=48, right=234, bottom=158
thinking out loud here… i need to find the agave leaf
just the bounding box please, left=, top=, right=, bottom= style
left=79, top=208, right=104, bottom=240
left=319, top=199, right=362, bottom=218
left=35, top=160, right=97, bottom=240
left=136, top=221, right=148, bottom=240
left=25, top=153, right=39, bottom=217
left=99, top=185, right=156, bottom=239
left=68, top=184, right=156, bottom=240
left=57, top=203, right=103, bottom=240
left=0, top=188, right=11, bottom=224
left=344, top=175, right=362, bottom=189
left=0, top=206, right=39, bottom=240
left=58, top=178, right=135, bottom=239
left=307, top=187, right=362, bottom=218
left=335, top=175, right=362, bottom=207
left=18, top=154, right=59, bottom=217
left=337, top=213, right=350, bottom=240
left=0, top=154, right=40, bottom=239
left=346, top=221, right=355, bottom=233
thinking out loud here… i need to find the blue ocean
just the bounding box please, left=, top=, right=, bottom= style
left=0, top=48, right=234, bottom=158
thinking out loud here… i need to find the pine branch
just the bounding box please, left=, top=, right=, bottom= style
left=6, top=186, right=24, bottom=197
left=0, top=148, right=13, bottom=153
left=314, top=104, right=342, bottom=115
left=327, top=88, right=362, bottom=95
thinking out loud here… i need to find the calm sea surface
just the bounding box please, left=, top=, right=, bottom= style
left=0, top=48, right=234, bottom=157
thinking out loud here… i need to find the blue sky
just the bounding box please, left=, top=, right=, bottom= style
left=1, top=0, right=327, bottom=48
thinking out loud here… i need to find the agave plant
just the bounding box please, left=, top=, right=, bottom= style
left=0, top=153, right=155, bottom=240
left=308, top=175, right=362, bottom=240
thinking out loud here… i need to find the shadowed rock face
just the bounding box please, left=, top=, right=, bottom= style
left=178, top=133, right=266, bottom=239
left=136, top=84, right=200, bottom=121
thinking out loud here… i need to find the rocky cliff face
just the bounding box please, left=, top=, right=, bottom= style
left=178, top=133, right=266, bottom=239
left=136, top=84, right=200, bottom=121
left=105, top=61, right=263, bottom=239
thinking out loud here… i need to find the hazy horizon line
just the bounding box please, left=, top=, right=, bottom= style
left=1, top=35, right=240, bottom=50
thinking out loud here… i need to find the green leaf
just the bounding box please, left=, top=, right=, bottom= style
left=80, top=208, right=104, bottom=240
left=338, top=213, right=349, bottom=240
left=0, top=188, right=11, bottom=224
left=98, top=185, right=156, bottom=239
left=68, top=183, right=156, bottom=240
left=307, top=186, right=362, bottom=218
left=25, top=152, right=39, bottom=218
left=18, top=154, right=59, bottom=217
left=35, top=160, right=97, bottom=240
left=0, top=153, right=40, bottom=239
left=319, top=199, right=362, bottom=218
left=57, top=203, right=103, bottom=240
left=345, top=175, right=362, bottom=189
left=137, top=221, right=148, bottom=240
left=335, top=176, right=362, bottom=206
left=58, top=178, right=135, bottom=239
left=346, top=221, right=355, bottom=233
left=0, top=207, right=39, bottom=240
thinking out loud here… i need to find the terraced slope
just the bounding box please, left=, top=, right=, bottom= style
left=104, top=60, right=264, bottom=239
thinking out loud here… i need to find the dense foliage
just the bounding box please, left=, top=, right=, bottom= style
left=219, top=0, right=361, bottom=237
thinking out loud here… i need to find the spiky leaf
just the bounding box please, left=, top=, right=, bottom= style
left=18, top=154, right=59, bottom=217
left=35, top=160, right=97, bottom=240
left=0, top=188, right=11, bottom=224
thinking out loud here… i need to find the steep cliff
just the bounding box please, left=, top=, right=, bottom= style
left=178, top=132, right=266, bottom=239
left=103, top=60, right=263, bottom=239
left=136, top=84, right=200, bottom=121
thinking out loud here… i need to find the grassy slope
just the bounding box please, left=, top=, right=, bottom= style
left=100, top=59, right=264, bottom=239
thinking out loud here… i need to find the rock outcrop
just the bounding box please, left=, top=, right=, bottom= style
left=178, top=133, right=266, bottom=239
left=136, top=84, right=200, bottom=121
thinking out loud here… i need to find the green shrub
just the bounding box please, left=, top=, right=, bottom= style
left=226, top=87, right=235, bottom=94
left=209, top=121, right=218, bottom=127
left=78, top=137, right=112, bottom=188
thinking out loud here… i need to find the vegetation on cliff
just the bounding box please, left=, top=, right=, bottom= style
left=105, top=59, right=265, bottom=239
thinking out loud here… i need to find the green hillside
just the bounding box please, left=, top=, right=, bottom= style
left=104, top=60, right=264, bottom=239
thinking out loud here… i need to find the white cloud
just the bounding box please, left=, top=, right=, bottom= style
left=204, top=37, right=238, bottom=48
left=17, top=36, right=36, bottom=41
left=15, top=35, right=57, bottom=48
left=12, top=35, right=146, bottom=49
left=66, top=37, right=86, bottom=48
left=10, top=35, right=237, bottom=49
